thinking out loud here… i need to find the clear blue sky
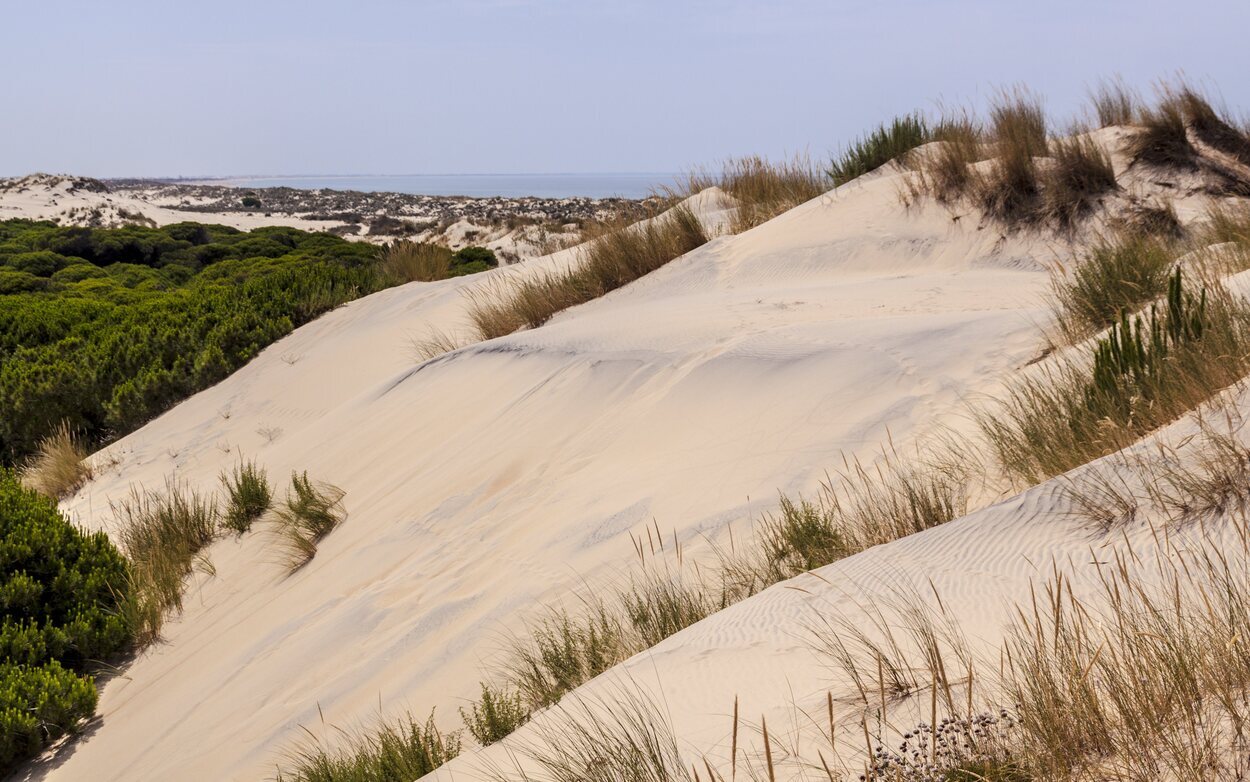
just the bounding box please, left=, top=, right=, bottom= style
left=2, top=0, right=1248, bottom=178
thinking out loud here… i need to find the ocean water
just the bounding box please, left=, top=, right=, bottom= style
left=204, top=173, right=678, bottom=200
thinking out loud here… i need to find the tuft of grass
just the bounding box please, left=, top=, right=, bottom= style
left=1123, top=198, right=1184, bottom=239
left=467, top=205, right=707, bottom=341
left=220, top=459, right=272, bottom=535
left=112, top=480, right=219, bottom=645
left=504, top=601, right=630, bottom=711
left=974, top=88, right=1048, bottom=224
left=693, top=155, right=826, bottom=233
left=903, top=114, right=985, bottom=206
left=1048, top=232, right=1176, bottom=342
left=378, top=241, right=453, bottom=284
left=1041, top=133, right=1119, bottom=228
left=276, top=711, right=460, bottom=782
left=983, top=269, right=1250, bottom=485
left=460, top=683, right=529, bottom=746
left=1201, top=201, right=1250, bottom=247
left=829, top=113, right=931, bottom=187
left=487, top=689, right=693, bottom=782
left=1088, top=77, right=1138, bottom=127
left=272, top=472, right=346, bottom=572
left=19, top=421, right=93, bottom=499
left=1178, top=86, right=1250, bottom=168
left=1126, top=90, right=1197, bottom=170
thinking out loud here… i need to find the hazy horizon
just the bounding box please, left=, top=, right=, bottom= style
left=4, top=0, right=1250, bottom=178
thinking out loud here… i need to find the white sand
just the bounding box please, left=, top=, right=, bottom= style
left=25, top=136, right=1231, bottom=780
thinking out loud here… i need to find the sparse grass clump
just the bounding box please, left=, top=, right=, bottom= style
left=19, top=421, right=92, bottom=499
left=505, top=602, right=630, bottom=711
left=461, top=683, right=529, bottom=746
left=272, top=472, right=345, bottom=572
left=1179, top=87, right=1250, bottom=168
left=829, top=113, right=931, bottom=186
left=276, top=711, right=460, bottom=782
left=1089, top=77, right=1138, bottom=127
left=112, top=480, right=218, bottom=644
left=1048, top=232, right=1176, bottom=341
left=1126, top=90, right=1198, bottom=170
left=468, top=205, right=707, bottom=341
left=220, top=459, right=272, bottom=534
left=903, top=115, right=985, bottom=205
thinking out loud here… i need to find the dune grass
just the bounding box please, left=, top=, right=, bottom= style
left=460, top=683, right=529, bottom=747
left=828, top=113, right=931, bottom=187
left=1041, top=132, right=1119, bottom=228
left=272, top=472, right=346, bottom=572
left=275, top=711, right=460, bottom=782
left=467, top=204, right=707, bottom=341
left=1089, top=77, right=1139, bottom=127
left=1178, top=86, right=1250, bottom=168
left=112, top=480, right=219, bottom=644
left=982, top=268, right=1250, bottom=485
left=973, top=89, right=1048, bottom=224
left=19, top=421, right=92, bottom=499
left=220, top=459, right=272, bottom=534
left=1126, top=89, right=1198, bottom=170
left=1047, top=231, right=1177, bottom=342
left=692, top=155, right=827, bottom=233
left=378, top=241, right=454, bottom=283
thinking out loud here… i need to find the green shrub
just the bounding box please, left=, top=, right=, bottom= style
left=0, top=470, right=132, bottom=772
left=0, top=660, right=98, bottom=772
left=0, top=219, right=385, bottom=466
left=829, top=113, right=931, bottom=186
left=460, top=682, right=528, bottom=746
left=450, top=245, right=497, bottom=269
left=220, top=459, right=272, bottom=534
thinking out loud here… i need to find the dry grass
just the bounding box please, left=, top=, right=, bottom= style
left=467, top=204, right=707, bottom=341
left=486, top=688, right=693, bottom=782
left=378, top=241, right=453, bottom=284
left=1089, top=77, right=1139, bottom=127
left=1126, top=88, right=1198, bottom=171
left=689, top=155, right=826, bottom=233
left=112, top=479, right=219, bottom=645
left=272, top=472, right=346, bottom=572
left=903, top=114, right=985, bottom=205
left=1041, top=133, right=1119, bottom=228
left=408, top=326, right=471, bottom=362
left=1179, top=87, right=1250, bottom=168
left=19, top=421, right=93, bottom=499
left=1047, top=231, right=1177, bottom=342
left=973, top=88, right=1048, bottom=224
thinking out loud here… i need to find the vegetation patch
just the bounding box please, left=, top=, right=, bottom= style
left=18, top=422, right=92, bottom=499
left=0, top=470, right=132, bottom=772
left=275, top=711, right=460, bottom=782
left=272, top=472, right=346, bottom=572
left=220, top=459, right=272, bottom=535
left=828, top=113, right=931, bottom=187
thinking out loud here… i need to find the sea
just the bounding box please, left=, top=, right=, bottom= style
left=199, top=173, right=678, bottom=200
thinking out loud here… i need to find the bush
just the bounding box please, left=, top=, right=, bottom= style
left=0, top=471, right=132, bottom=772
left=829, top=113, right=931, bottom=186
left=272, top=472, right=345, bottom=572
left=220, top=459, right=272, bottom=534
left=450, top=245, right=497, bottom=269
left=460, top=683, right=528, bottom=746
left=0, top=219, right=385, bottom=466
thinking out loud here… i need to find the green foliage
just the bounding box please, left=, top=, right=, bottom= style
left=0, top=219, right=384, bottom=465
left=0, top=470, right=133, bottom=771
left=0, top=660, right=98, bottom=771
left=275, top=711, right=460, bottom=782
left=1050, top=233, right=1177, bottom=341
left=460, top=682, right=528, bottom=746
left=829, top=113, right=931, bottom=186
left=450, top=245, right=497, bottom=273
left=220, top=459, right=272, bottom=534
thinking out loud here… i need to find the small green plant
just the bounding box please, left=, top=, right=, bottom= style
left=220, top=459, right=272, bottom=534
left=450, top=245, right=499, bottom=276
left=273, top=472, right=345, bottom=571
left=276, top=711, right=460, bottom=782
left=460, top=683, right=529, bottom=746
left=829, top=113, right=931, bottom=186
left=1049, top=232, right=1176, bottom=342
